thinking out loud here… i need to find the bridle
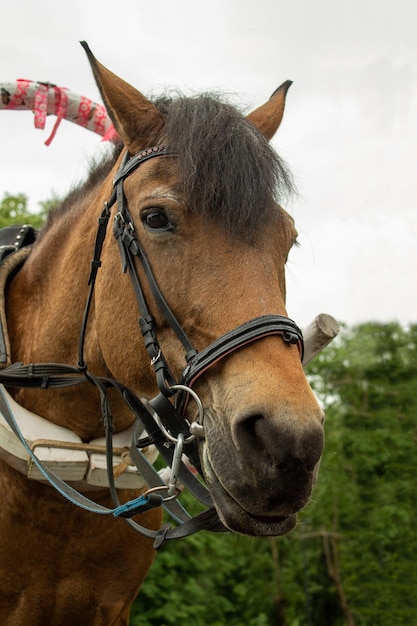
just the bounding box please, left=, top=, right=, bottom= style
left=104, top=144, right=304, bottom=449
left=0, top=144, right=304, bottom=547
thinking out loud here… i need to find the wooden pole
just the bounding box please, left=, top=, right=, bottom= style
left=302, top=313, right=340, bottom=367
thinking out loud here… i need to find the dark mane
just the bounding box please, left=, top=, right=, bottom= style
left=42, top=92, right=294, bottom=237
left=156, top=92, right=295, bottom=234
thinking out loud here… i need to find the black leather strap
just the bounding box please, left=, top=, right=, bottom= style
left=181, top=314, right=304, bottom=388
left=0, top=361, right=85, bottom=388
left=0, top=224, right=37, bottom=262
left=0, top=379, right=225, bottom=545
left=122, top=389, right=211, bottom=506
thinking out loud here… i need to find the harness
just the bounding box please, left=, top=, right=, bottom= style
left=0, top=145, right=304, bottom=547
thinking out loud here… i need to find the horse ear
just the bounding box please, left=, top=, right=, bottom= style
left=246, top=80, right=292, bottom=141
left=80, top=41, right=164, bottom=152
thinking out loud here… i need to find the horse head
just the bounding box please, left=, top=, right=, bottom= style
left=82, top=44, right=324, bottom=537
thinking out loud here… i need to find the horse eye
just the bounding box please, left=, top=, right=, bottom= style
left=143, top=209, right=172, bottom=232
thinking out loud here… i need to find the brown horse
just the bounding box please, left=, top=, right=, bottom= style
left=0, top=43, right=324, bottom=625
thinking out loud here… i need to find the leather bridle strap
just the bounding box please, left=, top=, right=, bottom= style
left=181, top=314, right=303, bottom=389
left=0, top=383, right=225, bottom=545
left=116, top=221, right=197, bottom=363
left=110, top=146, right=198, bottom=397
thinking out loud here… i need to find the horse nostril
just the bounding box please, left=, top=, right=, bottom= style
left=234, top=411, right=324, bottom=472
left=234, top=413, right=264, bottom=451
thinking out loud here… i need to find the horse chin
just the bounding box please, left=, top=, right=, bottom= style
left=200, top=443, right=297, bottom=537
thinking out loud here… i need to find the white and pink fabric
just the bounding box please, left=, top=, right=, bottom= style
left=0, top=79, right=117, bottom=145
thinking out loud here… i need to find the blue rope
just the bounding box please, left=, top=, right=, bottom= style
left=0, top=386, right=156, bottom=517
left=112, top=493, right=163, bottom=518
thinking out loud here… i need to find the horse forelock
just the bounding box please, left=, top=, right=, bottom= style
left=154, top=93, right=295, bottom=236
left=42, top=93, right=294, bottom=240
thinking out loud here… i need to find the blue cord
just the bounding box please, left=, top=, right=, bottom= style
left=0, top=386, right=157, bottom=517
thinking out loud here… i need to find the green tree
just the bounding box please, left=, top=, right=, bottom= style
left=0, top=192, right=49, bottom=228
left=277, top=322, right=417, bottom=626
left=131, top=489, right=277, bottom=626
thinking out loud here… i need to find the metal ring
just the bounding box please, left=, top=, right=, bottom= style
left=142, top=399, right=186, bottom=445
left=169, top=384, right=205, bottom=440
left=153, top=408, right=197, bottom=445
left=151, top=385, right=204, bottom=444
left=153, top=414, right=183, bottom=444
left=144, top=484, right=180, bottom=502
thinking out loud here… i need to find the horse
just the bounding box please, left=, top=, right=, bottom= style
left=0, top=42, right=324, bottom=625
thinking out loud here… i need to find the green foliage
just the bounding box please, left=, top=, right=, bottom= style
left=0, top=192, right=49, bottom=228
left=301, top=322, right=417, bottom=626
left=131, top=490, right=278, bottom=625
left=131, top=322, right=417, bottom=626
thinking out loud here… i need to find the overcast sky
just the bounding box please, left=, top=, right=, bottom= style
left=1, top=0, right=415, bottom=329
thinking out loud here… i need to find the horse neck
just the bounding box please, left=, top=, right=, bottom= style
left=4, top=183, right=124, bottom=439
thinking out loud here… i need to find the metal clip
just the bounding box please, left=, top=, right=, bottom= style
left=150, top=348, right=162, bottom=366
left=189, top=421, right=205, bottom=438
left=167, top=432, right=184, bottom=497
left=114, top=211, right=126, bottom=226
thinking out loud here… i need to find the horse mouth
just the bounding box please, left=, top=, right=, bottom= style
left=200, top=443, right=298, bottom=537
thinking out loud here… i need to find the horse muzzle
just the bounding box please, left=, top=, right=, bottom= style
left=198, top=403, right=324, bottom=536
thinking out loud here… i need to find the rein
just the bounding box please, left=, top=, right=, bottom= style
left=0, top=144, right=304, bottom=547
